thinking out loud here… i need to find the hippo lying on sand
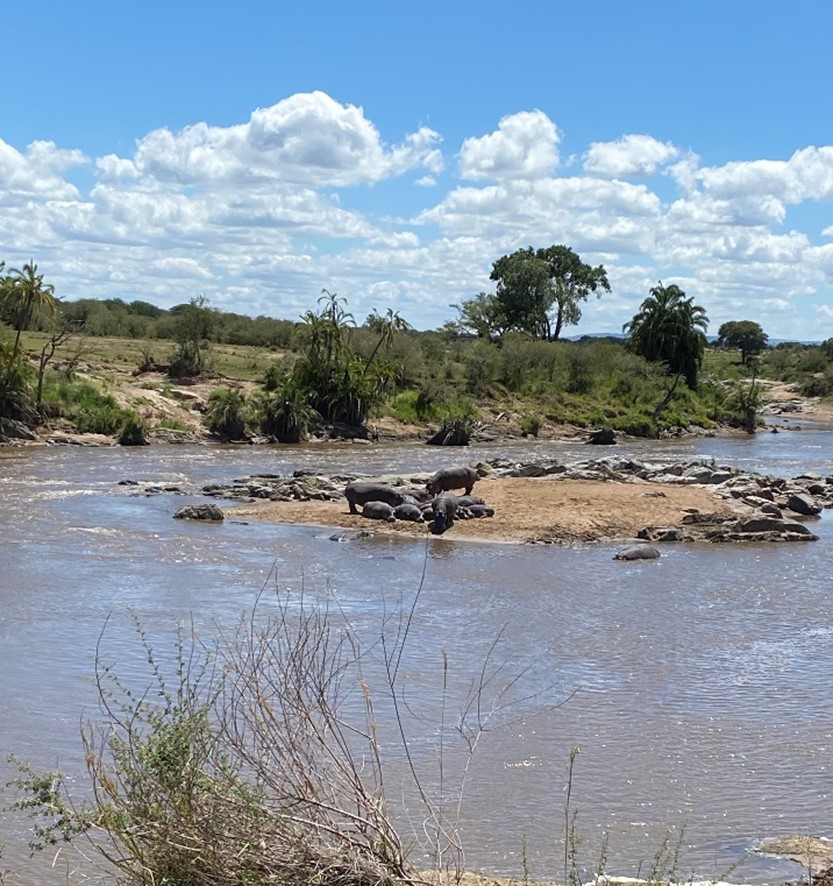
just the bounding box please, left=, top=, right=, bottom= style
left=344, top=482, right=405, bottom=514
left=613, top=544, right=661, bottom=561
left=361, top=501, right=397, bottom=522
left=393, top=503, right=425, bottom=522
left=426, top=465, right=478, bottom=496
left=430, top=491, right=458, bottom=535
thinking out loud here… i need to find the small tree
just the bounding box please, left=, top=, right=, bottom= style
left=169, top=296, right=214, bottom=377
left=716, top=320, right=768, bottom=364
left=624, top=282, right=709, bottom=390
left=205, top=387, right=248, bottom=440
left=1, top=260, right=59, bottom=366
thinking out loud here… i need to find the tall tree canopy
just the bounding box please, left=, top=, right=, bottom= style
left=455, top=245, right=610, bottom=340
left=624, top=282, right=709, bottom=389
left=716, top=320, right=768, bottom=364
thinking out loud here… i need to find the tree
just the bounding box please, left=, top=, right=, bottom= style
left=716, top=320, right=768, bottom=364
left=1, top=261, right=59, bottom=366
left=169, top=295, right=215, bottom=376
left=481, top=245, right=610, bottom=341
left=451, top=292, right=507, bottom=339
left=624, top=282, right=709, bottom=389
left=363, top=308, right=411, bottom=369
left=535, top=245, right=611, bottom=341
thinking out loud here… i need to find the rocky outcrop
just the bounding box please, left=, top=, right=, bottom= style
left=173, top=503, right=225, bottom=521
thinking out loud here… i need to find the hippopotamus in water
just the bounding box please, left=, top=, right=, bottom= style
left=430, top=491, right=458, bottom=534
left=426, top=465, right=478, bottom=496
left=344, top=482, right=405, bottom=514
left=393, top=503, right=425, bottom=522
left=361, top=501, right=397, bottom=522
left=613, top=544, right=661, bottom=561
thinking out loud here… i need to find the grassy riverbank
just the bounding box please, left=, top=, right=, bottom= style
left=10, top=328, right=832, bottom=445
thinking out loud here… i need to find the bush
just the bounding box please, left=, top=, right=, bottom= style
left=43, top=378, right=134, bottom=435
left=7, top=586, right=531, bottom=884
left=204, top=388, right=248, bottom=440
left=118, top=412, right=149, bottom=445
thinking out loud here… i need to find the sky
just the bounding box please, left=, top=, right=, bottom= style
left=2, top=0, right=833, bottom=338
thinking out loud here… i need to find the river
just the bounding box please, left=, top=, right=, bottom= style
left=1, top=422, right=832, bottom=884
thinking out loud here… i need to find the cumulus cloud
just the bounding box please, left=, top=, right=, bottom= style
left=3, top=90, right=833, bottom=339
left=696, top=146, right=833, bottom=204
left=458, top=110, right=559, bottom=181
left=126, top=91, right=443, bottom=188
left=583, top=134, right=679, bottom=178
left=0, top=138, right=86, bottom=203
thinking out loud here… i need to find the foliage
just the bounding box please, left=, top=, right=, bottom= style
left=41, top=377, right=134, bottom=435
left=6, top=578, right=537, bottom=885
left=0, top=340, right=34, bottom=422
left=716, top=320, right=769, bottom=364
left=256, top=380, right=317, bottom=443
left=466, top=244, right=610, bottom=341
left=0, top=261, right=59, bottom=366
left=169, top=295, right=215, bottom=377
left=519, top=412, right=541, bottom=436
left=118, top=413, right=150, bottom=446
left=624, top=282, right=709, bottom=389
left=204, top=387, right=248, bottom=440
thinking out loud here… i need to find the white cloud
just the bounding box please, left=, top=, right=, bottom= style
left=584, top=134, right=679, bottom=178
left=149, top=257, right=212, bottom=278
left=2, top=91, right=833, bottom=339
left=458, top=110, right=559, bottom=181
left=0, top=139, right=86, bottom=203
left=126, top=91, right=443, bottom=188
left=696, top=146, right=833, bottom=204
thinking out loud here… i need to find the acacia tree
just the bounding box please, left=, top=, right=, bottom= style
left=716, top=320, right=768, bottom=364
left=624, top=282, right=709, bottom=389
left=475, top=245, right=610, bottom=341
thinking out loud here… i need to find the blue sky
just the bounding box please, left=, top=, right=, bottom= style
left=2, top=0, right=832, bottom=338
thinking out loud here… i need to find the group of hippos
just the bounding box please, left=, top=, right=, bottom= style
left=345, top=465, right=494, bottom=534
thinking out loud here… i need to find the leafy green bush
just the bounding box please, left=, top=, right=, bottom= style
left=43, top=377, right=134, bottom=434
left=204, top=387, right=248, bottom=440
left=118, top=412, right=149, bottom=445
left=0, top=341, right=34, bottom=421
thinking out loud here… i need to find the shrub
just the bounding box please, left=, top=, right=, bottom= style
left=118, top=412, right=149, bottom=446
left=204, top=387, right=248, bottom=440
left=7, top=586, right=532, bottom=885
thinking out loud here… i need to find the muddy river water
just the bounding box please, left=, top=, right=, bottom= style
left=1, top=425, right=832, bottom=884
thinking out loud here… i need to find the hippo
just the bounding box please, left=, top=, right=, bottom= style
left=613, top=544, right=661, bottom=561
left=344, top=482, right=405, bottom=515
left=453, top=494, right=485, bottom=508
left=361, top=501, right=397, bottom=522
left=393, top=503, right=425, bottom=523
left=430, top=491, right=458, bottom=535
left=466, top=504, right=495, bottom=518
left=426, top=465, right=478, bottom=496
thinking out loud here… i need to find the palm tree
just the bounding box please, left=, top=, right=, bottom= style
left=623, top=282, right=709, bottom=389
left=363, top=308, right=411, bottom=370
left=1, top=261, right=58, bottom=366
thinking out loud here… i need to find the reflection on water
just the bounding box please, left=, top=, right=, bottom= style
left=1, top=437, right=832, bottom=884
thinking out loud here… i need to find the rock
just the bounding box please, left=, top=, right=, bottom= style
left=0, top=418, right=38, bottom=441
left=586, top=428, right=617, bottom=445
left=637, top=527, right=683, bottom=542
left=173, top=504, right=225, bottom=521
left=785, top=493, right=822, bottom=516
